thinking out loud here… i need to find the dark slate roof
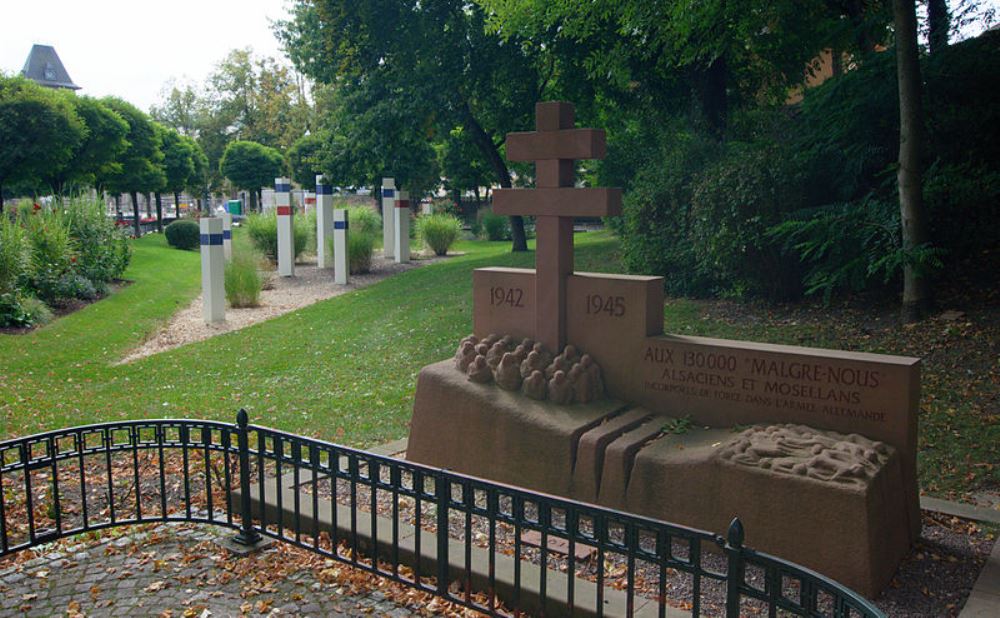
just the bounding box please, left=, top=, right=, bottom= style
left=20, top=44, right=80, bottom=90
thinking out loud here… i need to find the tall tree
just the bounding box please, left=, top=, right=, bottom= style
left=99, top=98, right=166, bottom=237
left=184, top=136, right=210, bottom=213
left=220, top=140, right=285, bottom=212
left=158, top=124, right=196, bottom=227
left=277, top=0, right=543, bottom=251
left=0, top=75, right=85, bottom=211
left=894, top=0, right=932, bottom=321
left=43, top=94, right=129, bottom=197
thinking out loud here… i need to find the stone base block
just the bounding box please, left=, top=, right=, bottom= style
left=407, top=360, right=628, bottom=496
left=408, top=360, right=912, bottom=598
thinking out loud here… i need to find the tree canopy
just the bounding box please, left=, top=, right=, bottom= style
left=219, top=140, right=285, bottom=210
left=0, top=75, right=86, bottom=209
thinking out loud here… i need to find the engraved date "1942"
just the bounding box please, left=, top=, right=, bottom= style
left=490, top=286, right=525, bottom=307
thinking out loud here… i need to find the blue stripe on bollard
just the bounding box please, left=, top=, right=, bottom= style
left=275, top=183, right=292, bottom=193
left=316, top=184, right=333, bottom=195
left=200, top=233, right=224, bottom=246
left=382, top=188, right=395, bottom=198
left=334, top=221, right=348, bottom=230
left=223, top=230, right=232, bottom=240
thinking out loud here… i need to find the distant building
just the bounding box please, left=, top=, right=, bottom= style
left=20, top=44, right=80, bottom=91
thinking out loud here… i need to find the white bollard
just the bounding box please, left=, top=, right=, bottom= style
left=200, top=217, right=225, bottom=324
left=275, top=177, right=294, bottom=277
left=393, top=190, right=410, bottom=264
left=381, top=177, right=396, bottom=259
left=316, top=175, right=334, bottom=269
left=333, top=208, right=349, bottom=285
left=222, top=211, right=232, bottom=261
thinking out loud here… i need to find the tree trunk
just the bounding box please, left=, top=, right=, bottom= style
left=155, top=192, right=163, bottom=232
left=249, top=189, right=258, bottom=213
left=130, top=191, right=141, bottom=238
left=0, top=184, right=5, bottom=213
left=894, top=0, right=932, bottom=322
left=174, top=192, right=182, bottom=219
left=459, top=100, right=527, bottom=251
left=928, top=0, right=950, bottom=54
left=696, top=55, right=728, bottom=140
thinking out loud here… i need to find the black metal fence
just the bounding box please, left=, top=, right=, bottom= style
left=0, top=413, right=883, bottom=617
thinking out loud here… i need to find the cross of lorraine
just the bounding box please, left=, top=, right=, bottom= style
left=491, top=101, right=622, bottom=352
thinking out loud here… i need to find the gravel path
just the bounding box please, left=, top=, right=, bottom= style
left=119, top=253, right=446, bottom=364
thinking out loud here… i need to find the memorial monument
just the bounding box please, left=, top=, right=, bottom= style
left=407, top=101, right=920, bottom=596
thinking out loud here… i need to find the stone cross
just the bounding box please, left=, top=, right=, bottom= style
left=493, top=101, right=622, bottom=352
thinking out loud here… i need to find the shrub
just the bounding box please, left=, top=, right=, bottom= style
left=24, top=211, right=74, bottom=303
left=0, top=292, right=31, bottom=327
left=54, top=273, right=98, bottom=301
left=64, top=197, right=131, bottom=282
left=225, top=249, right=265, bottom=308
left=245, top=212, right=309, bottom=263
left=688, top=142, right=807, bottom=299
left=0, top=292, right=52, bottom=328
left=480, top=210, right=510, bottom=241
left=165, top=219, right=200, bottom=250
left=0, top=215, right=28, bottom=294
left=416, top=213, right=461, bottom=256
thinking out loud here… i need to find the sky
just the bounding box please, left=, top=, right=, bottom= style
left=0, top=0, right=290, bottom=112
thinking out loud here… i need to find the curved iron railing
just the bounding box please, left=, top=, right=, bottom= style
left=0, top=413, right=883, bottom=617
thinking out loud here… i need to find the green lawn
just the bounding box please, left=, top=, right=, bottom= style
left=1, top=230, right=996, bottom=500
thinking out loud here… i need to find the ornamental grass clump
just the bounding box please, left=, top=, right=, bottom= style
left=416, top=213, right=461, bottom=256
left=246, top=211, right=310, bottom=264
left=225, top=249, right=266, bottom=308
left=333, top=205, right=382, bottom=274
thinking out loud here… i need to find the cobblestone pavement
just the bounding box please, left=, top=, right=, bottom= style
left=0, top=518, right=428, bottom=617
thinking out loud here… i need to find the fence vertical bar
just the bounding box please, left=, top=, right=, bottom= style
left=724, top=517, right=745, bottom=618
left=233, top=410, right=261, bottom=546
left=436, top=474, right=450, bottom=598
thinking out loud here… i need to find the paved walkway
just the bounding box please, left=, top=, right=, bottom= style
left=0, top=517, right=429, bottom=617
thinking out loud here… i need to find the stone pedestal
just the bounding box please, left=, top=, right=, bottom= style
left=333, top=208, right=349, bottom=285
left=408, top=361, right=912, bottom=597
left=199, top=217, right=225, bottom=324
left=381, top=177, right=396, bottom=259
left=275, top=177, right=294, bottom=277
left=316, top=176, right=334, bottom=269
left=393, top=190, right=410, bottom=264
left=222, top=212, right=232, bottom=261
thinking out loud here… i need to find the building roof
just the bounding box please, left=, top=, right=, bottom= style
left=20, top=44, right=80, bottom=90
